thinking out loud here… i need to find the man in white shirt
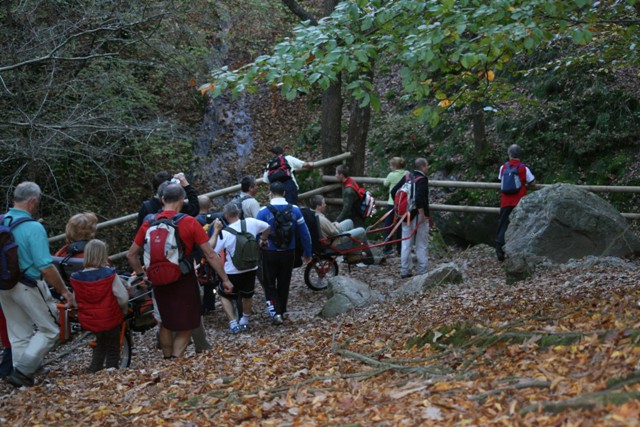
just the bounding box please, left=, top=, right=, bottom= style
left=210, top=203, right=270, bottom=334
left=263, top=145, right=314, bottom=205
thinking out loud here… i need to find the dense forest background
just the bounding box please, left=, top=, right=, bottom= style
left=1, top=0, right=639, bottom=253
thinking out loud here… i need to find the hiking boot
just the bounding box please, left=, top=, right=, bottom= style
left=400, top=273, right=413, bottom=279
left=6, top=368, right=34, bottom=388
left=229, top=325, right=241, bottom=334
left=239, top=323, right=251, bottom=332
left=496, top=247, right=505, bottom=262
left=272, top=314, right=283, bottom=325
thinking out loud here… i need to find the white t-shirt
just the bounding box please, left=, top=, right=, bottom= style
left=214, top=218, right=269, bottom=274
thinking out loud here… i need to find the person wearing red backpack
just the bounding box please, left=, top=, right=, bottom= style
left=127, top=183, right=231, bottom=359
left=335, top=164, right=366, bottom=229
left=495, top=144, right=536, bottom=261
left=391, top=158, right=430, bottom=278
left=334, top=165, right=376, bottom=265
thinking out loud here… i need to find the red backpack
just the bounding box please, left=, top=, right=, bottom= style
left=394, top=173, right=425, bottom=218
left=143, top=213, right=191, bottom=285
left=344, top=178, right=376, bottom=219
left=266, top=154, right=292, bottom=182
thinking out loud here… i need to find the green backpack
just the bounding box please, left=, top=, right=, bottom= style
left=223, top=220, right=260, bottom=270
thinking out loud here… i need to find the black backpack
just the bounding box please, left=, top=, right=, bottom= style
left=266, top=155, right=292, bottom=182
left=267, top=204, right=295, bottom=249
left=0, top=215, right=36, bottom=290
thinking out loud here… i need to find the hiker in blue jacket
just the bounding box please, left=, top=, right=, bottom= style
left=256, top=182, right=312, bottom=325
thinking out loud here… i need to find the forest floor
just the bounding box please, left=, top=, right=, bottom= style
left=1, top=245, right=640, bottom=426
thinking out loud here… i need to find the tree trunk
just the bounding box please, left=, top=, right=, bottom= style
left=471, top=101, right=487, bottom=160
left=321, top=0, right=343, bottom=176
left=321, top=77, right=343, bottom=176
left=281, top=0, right=343, bottom=176
left=346, top=66, right=374, bottom=177
left=281, top=0, right=317, bottom=25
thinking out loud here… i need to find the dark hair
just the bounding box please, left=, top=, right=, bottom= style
left=162, top=183, right=186, bottom=203
left=153, top=171, right=171, bottom=193
left=508, top=144, right=522, bottom=159
left=271, top=146, right=284, bottom=155
left=269, top=181, right=285, bottom=196
left=240, top=175, right=255, bottom=193
left=309, top=194, right=324, bottom=209
left=336, top=164, right=350, bottom=177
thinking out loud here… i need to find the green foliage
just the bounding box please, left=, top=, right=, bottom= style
left=205, top=0, right=638, bottom=129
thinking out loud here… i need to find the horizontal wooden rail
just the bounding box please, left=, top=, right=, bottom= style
left=321, top=176, right=640, bottom=193
left=48, top=152, right=353, bottom=250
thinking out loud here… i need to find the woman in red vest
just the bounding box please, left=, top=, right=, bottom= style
left=70, top=240, right=129, bottom=373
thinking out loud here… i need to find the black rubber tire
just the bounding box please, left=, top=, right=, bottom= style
left=304, top=257, right=339, bottom=291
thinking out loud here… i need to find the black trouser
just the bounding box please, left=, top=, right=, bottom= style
left=262, top=250, right=295, bottom=315
left=88, top=325, right=121, bottom=373
left=282, top=179, right=298, bottom=205
left=496, top=206, right=515, bottom=252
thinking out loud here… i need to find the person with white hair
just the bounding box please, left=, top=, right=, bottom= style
left=0, top=182, right=74, bottom=387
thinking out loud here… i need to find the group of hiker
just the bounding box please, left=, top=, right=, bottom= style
left=0, top=143, right=533, bottom=388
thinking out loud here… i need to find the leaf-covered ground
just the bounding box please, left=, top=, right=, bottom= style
left=2, top=246, right=640, bottom=426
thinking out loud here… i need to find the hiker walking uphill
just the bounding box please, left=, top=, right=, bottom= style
left=209, top=202, right=270, bottom=334
left=256, top=182, right=312, bottom=324
left=0, top=182, right=74, bottom=388
left=391, top=158, right=430, bottom=278
left=69, top=239, right=129, bottom=373
left=495, top=144, right=536, bottom=262
left=263, top=146, right=314, bottom=205
left=127, top=183, right=231, bottom=359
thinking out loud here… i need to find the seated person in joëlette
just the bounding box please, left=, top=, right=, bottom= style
left=54, top=212, right=98, bottom=258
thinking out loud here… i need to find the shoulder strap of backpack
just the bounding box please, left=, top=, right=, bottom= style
left=223, top=225, right=239, bottom=236
left=266, top=204, right=277, bottom=216
left=8, top=217, right=36, bottom=230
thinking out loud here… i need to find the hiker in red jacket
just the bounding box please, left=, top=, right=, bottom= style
left=70, top=239, right=129, bottom=373
left=496, top=144, right=536, bottom=261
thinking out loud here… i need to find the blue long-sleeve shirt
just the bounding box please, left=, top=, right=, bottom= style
left=256, top=198, right=312, bottom=257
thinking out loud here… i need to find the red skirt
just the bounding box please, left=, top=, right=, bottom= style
left=153, top=274, right=201, bottom=331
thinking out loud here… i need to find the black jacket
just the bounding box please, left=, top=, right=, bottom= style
left=136, top=184, right=199, bottom=228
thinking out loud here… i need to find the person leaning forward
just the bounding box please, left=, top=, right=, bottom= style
left=127, top=183, right=231, bottom=359
left=0, top=182, right=74, bottom=387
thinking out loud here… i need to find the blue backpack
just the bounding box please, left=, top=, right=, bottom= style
left=500, top=163, right=524, bottom=194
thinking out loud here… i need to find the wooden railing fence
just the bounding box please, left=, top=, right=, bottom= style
left=48, top=151, right=640, bottom=260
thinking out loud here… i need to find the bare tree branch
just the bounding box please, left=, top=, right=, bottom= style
left=281, top=0, right=318, bottom=25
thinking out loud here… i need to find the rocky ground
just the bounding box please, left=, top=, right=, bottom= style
left=2, top=245, right=640, bottom=426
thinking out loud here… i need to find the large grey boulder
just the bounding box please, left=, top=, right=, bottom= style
left=319, top=276, right=384, bottom=318
left=393, top=262, right=464, bottom=298
left=504, top=184, right=640, bottom=279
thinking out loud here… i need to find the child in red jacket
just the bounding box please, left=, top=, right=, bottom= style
left=70, top=240, right=129, bottom=373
